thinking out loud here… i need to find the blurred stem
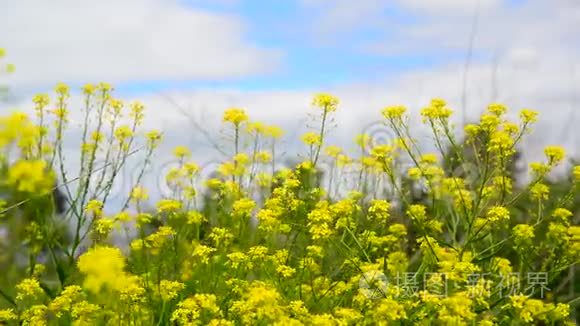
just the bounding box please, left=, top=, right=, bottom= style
left=313, top=108, right=329, bottom=167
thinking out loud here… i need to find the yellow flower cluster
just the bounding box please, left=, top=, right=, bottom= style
left=223, top=107, right=249, bottom=126
left=0, top=86, right=578, bottom=325
left=312, top=93, right=339, bottom=113
left=7, top=160, right=55, bottom=193
left=77, top=246, right=128, bottom=294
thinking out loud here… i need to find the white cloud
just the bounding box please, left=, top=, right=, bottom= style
left=299, top=0, right=579, bottom=62
left=394, top=0, right=502, bottom=15
left=0, top=0, right=281, bottom=87
left=363, top=0, right=579, bottom=58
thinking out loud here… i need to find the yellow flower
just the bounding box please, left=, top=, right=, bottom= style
left=192, top=244, right=217, bottom=264
left=130, top=239, right=145, bottom=251
left=129, top=101, right=145, bottom=122
left=246, top=121, right=267, bottom=135
left=355, top=133, right=371, bottom=149
left=157, top=199, right=182, bottom=213
left=488, top=131, right=515, bottom=157
left=85, top=199, right=104, bottom=217
left=324, top=145, right=343, bottom=158
left=232, top=198, right=256, bottom=219
left=370, top=144, right=394, bottom=160
left=146, top=130, right=163, bottom=148
left=15, top=278, right=44, bottom=302
left=218, top=162, right=236, bottom=177
left=529, top=162, right=550, bottom=176
left=187, top=211, right=207, bottom=225
left=480, top=114, right=500, bottom=131
left=93, top=218, right=116, bottom=238
left=301, top=132, right=322, bottom=146
left=90, top=131, right=104, bottom=143
left=337, top=154, right=352, bottom=167
left=82, top=83, right=96, bottom=96
left=71, top=300, right=100, bottom=323
left=486, top=206, right=510, bottom=222
left=208, top=228, right=234, bottom=248
left=98, top=82, right=113, bottom=92
left=407, top=167, right=422, bottom=180
left=171, top=294, right=221, bottom=324
left=530, top=183, right=549, bottom=201
left=493, top=176, right=513, bottom=194
left=49, top=285, right=85, bottom=317
left=118, top=275, right=146, bottom=305
left=265, top=125, right=284, bottom=139
left=276, top=265, right=296, bottom=278
left=21, top=305, right=48, bottom=326
left=7, top=160, right=55, bottom=193
left=233, top=152, right=250, bottom=165
left=77, top=246, right=127, bottom=293
left=223, top=108, right=249, bottom=126
left=368, top=199, right=390, bottom=222
left=114, top=125, right=133, bottom=143
left=183, top=161, right=200, bottom=176
left=552, top=208, right=572, bottom=223
left=146, top=226, right=175, bottom=250
left=159, top=280, right=185, bottom=301
left=438, top=292, right=475, bottom=323
left=544, top=145, right=565, bottom=164
left=130, top=186, right=149, bottom=202
left=520, top=109, right=538, bottom=124
left=334, top=308, right=363, bottom=324
left=374, top=298, right=407, bottom=321
left=421, top=100, right=453, bottom=121
left=420, top=153, right=438, bottom=164
left=0, top=309, right=17, bottom=322
left=173, top=145, right=191, bottom=159
left=503, top=121, right=520, bottom=135
left=227, top=252, right=250, bottom=269
left=81, top=142, right=96, bottom=154
left=109, top=98, right=124, bottom=115
left=430, top=98, right=447, bottom=108
left=381, top=105, right=407, bottom=120
left=312, top=93, right=339, bottom=112
left=407, top=204, right=427, bottom=221
left=491, top=257, right=513, bottom=275
left=55, top=82, right=70, bottom=96
left=114, top=211, right=132, bottom=223
left=513, top=224, right=535, bottom=244
left=464, top=124, right=480, bottom=140
left=487, top=103, right=507, bottom=116
left=32, top=94, right=50, bottom=114
left=387, top=251, right=408, bottom=275
left=256, top=151, right=272, bottom=163
left=51, top=107, right=69, bottom=121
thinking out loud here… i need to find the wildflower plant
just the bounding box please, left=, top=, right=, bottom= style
left=0, top=47, right=579, bottom=325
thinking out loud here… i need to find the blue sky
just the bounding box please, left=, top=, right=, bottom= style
left=116, top=0, right=475, bottom=94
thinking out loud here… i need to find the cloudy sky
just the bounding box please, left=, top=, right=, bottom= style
left=1, top=0, right=579, bottom=200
